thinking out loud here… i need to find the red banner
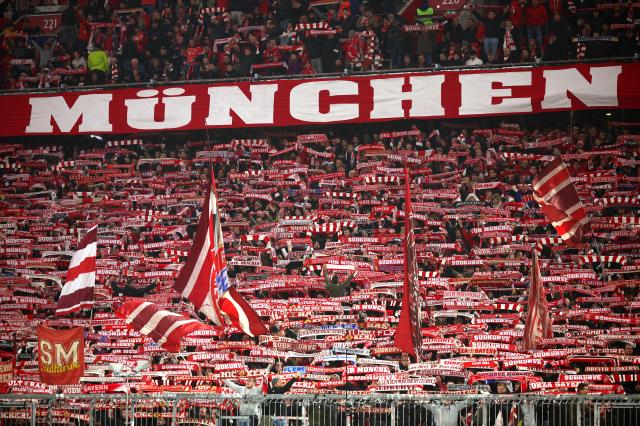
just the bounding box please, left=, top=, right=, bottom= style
left=37, top=326, right=85, bottom=385
left=0, top=62, right=638, bottom=137
left=0, top=357, right=13, bottom=384
left=22, top=14, right=62, bottom=34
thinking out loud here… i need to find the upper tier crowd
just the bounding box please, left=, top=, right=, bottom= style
left=0, top=0, right=638, bottom=88
left=0, top=113, right=639, bottom=413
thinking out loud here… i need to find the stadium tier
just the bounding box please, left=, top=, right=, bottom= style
left=0, top=0, right=638, bottom=88
left=1, top=0, right=640, bottom=424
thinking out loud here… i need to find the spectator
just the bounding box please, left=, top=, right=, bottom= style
left=400, top=53, right=414, bottom=68
left=224, top=378, right=262, bottom=426
left=71, top=50, right=87, bottom=69
left=287, top=52, right=302, bottom=75
left=508, top=0, right=526, bottom=41
left=444, top=16, right=465, bottom=44
left=199, top=57, right=216, bottom=79
left=87, top=44, right=109, bottom=84
left=543, top=32, right=564, bottom=61
left=501, top=20, right=520, bottom=60
left=59, top=2, right=78, bottom=51
left=123, top=57, right=147, bottom=83
left=524, top=0, right=548, bottom=46
left=472, top=5, right=508, bottom=59
left=387, top=16, right=404, bottom=68
left=462, top=17, right=479, bottom=44
left=465, top=50, right=484, bottom=66
left=31, top=39, right=56, bottom=69
left=238, top=46, right=259, bottom=77
left=617, top=29, right=639, bottom=57
left=549, top=13, right=572, bottom=59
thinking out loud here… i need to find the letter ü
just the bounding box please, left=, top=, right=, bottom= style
left=125, top=88, right=196, bottom=130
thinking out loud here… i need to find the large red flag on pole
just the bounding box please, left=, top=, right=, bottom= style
left=394, top=167, right=423, bottom=359
left=173, top=178, right=226, bottom=325
left=522, top=251, right=553, bottom=350
left=174, top=174, right=268, bottom=337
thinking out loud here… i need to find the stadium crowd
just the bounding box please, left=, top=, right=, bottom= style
left=0, top=0, right=638, bottom=88
left=0, top=110, right=639, bottom=412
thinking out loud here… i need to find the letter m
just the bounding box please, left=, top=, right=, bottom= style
left=55, top=340, right=79, bottom=365
left=26, top=94, right=112, bottom=133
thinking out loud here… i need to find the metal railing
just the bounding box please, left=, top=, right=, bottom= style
left=0, top=393, right=639, bottom=425
left=1, top=56, right=636, bottom=95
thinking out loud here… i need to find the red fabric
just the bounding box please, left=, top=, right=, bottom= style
left=37, top=326, right=85, bottom=385
left=522, top=252, right=552, bottom=350
left=548, top=0, right=563, bottom=16
left=509, top=0, right=525, bottom=27
left=185, top=46, right=204, bottom=64
left=116, top=300, right=214, bottom=352
left=263, top=46, right=282, bottom=63
left=219, top=286, right=269, bottom=337
left=1, top=64, right=639, bottom=137
left=525, top=4, right=549, bottom=27
left=394, top=167, right=422, bottom=359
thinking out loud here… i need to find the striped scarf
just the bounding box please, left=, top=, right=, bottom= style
left=503, top=29, right=516, bottom=60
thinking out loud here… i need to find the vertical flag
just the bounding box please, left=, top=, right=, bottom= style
left=174, top=175, right=268, bottom=337
left=56, top=225, right=97, bottom=316
left=522, top=251, right=553, bottom=350
left=37, top=326, right=85, bottom=385
left=394, top=167, right=423, bottom=359
left=532, top=157, right=590, bottom=247
left=173, top=179, right=226, bottom=325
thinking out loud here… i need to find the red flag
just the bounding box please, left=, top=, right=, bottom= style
left=522, top=251, right=552, bottom=350
left=220, top=287, right=269, bottom=337
left=394, top=167, right=423, bottom=359
left=533, top=157, right=590, bottom=247
left=56, top=224, right=97, bottom=316
left=116, top=300, right=213, bottom=352
left=37, top=326, right=85, bottom=385
left=174, top=174, right=267, bottom=337
left=173, top=177, right=226, bottom=325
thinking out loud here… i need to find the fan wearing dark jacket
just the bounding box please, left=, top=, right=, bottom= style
left=267, top=375, right=301, bottom=426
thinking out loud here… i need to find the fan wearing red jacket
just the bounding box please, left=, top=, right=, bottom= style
left=525, top=0, right=548, bottom=45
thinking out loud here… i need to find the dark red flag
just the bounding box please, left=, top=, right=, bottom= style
left=394, top=167, right=423, bottom=359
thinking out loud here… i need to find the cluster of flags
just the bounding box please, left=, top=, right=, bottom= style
left=55, top=175, right=267, bottom=356
left=48, top=156, right=589, bottom=378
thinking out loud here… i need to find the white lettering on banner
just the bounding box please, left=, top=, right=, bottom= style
left=25, top=94, right=112, bottom=133
left=14, top=65, right=631, bottom=135
left=125, top=88, right=195, bottom=130
left=541, top=66, right=622, bottom=109
left=205, top=84, right=278, bottom=125
left=289, top=80, right=359, bottom=122
left=459, top=71, right=532, bottom=115
left=369, top=76, right=445, bottom=119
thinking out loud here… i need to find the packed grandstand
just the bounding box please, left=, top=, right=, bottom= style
left=1, top=0, right=638, bottom=88
left=1, top=111, right=640, bottom=394
left=1, top=0, right=640, bottom=425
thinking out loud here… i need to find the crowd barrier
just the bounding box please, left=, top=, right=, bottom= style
left=0, top=56, right=636, bottom=95
left=0, top=394, right=639, bottom=425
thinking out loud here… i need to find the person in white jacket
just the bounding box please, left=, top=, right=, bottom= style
left=224, top=378, right=263, bottom=426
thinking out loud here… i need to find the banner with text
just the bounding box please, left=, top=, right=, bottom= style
left=0, top=357, right=14, bottom=384
left=37, top=326, right=85, bottom=385
left=0, top=62, right=638, bottom=137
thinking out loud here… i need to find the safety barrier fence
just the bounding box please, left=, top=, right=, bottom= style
left=1, top=56, right=636, bottom=95
left=0, top=393, right=639, bottom=425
